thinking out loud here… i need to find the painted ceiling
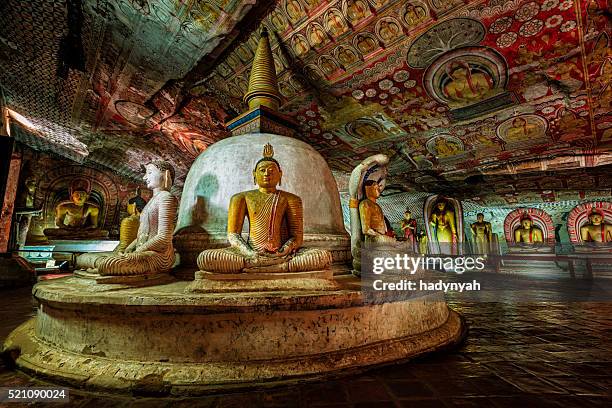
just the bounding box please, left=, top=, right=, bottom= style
left=1, top=0, right=611, bottom=206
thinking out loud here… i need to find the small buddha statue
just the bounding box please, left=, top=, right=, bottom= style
left=359, top=180, right=396, bottom=245
left=75, top=161, right=177, bottom=276
left=470, top=213, right=492, bottom=254
left=400, top=209, right=417, bottom=251
left=514, top=214, right=544, bottom=244
left=116, top=188, right=147, bottom=252
left=580, top=209, right=612, bottom=243
left=197, top=144, right=332, bottom=274
left=24, top=177, right=37, bottom=208
left=44, top=179, right=109, bottom=239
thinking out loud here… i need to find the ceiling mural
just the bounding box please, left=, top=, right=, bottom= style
left=1, top=0, right=611, bottom=205
left=202, top=0, right=612, bottom=198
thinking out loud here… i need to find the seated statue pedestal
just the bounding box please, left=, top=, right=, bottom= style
left=73, top=269, right=175, bottom=287
left=186, top=269, right=338, bottom=293
left=506, top=244, right=555, bottom=254
left=500, top=244, right=567, bottom=278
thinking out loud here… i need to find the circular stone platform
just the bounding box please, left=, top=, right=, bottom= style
left=3, top=275, right=465, bottom=396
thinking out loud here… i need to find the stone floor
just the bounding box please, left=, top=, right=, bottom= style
left=0, top=282, right=611, bottom=407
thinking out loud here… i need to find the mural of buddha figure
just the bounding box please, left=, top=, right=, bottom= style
left=379, top=20, right=401, bottom=42
left=514, top=214, right=544, bottom=244
left=293, top=36, right=309, bottom=57
left=443, top=61, right=495, bottom=107
left=404, top=3, right=427, bottom=27
left=309, top=25, right=327, bottom=47
left=321, top=57, right=338, bottom=76
left=116, top=188, right=147, bottom=253
left=506, top=117, right=539, bottom=141
left=347, top=0, right=370, bottom=23
left=338, top=47, right=358, bottom=66
left=356, top=36, right=378, bottom=55
left=470, top=213, right=492, bottom=254
left=286, top=0, right=303, bottom=23
left=197, top=144, right=332, bottom=274
left=44, top=179, right=109, bottom=239
left=434, top=137, right=460, bottom=157
left=400, top=209, right=417, bottom=251
left=328, top=12, right=348, bottom=36
left=76, top=161, right=177, bottom=276
left=580, top=209, right=612, bottom=243
left=359, top=180, right=396, bottom=244
left=429, top=198, right=457, bottom=247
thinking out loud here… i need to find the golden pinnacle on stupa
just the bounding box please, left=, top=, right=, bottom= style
left=243, top=27, right=281, bottom=111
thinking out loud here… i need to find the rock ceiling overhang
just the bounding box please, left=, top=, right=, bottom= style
left=1, top=0, right=611, bottom=206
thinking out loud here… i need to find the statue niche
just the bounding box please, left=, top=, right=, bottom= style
left=43, top=178, right=109, bottom=240
left=567, top=202, right=612, bottom=252
left=75, top=161, right=177, bottom=279
left=503, top=208, right=555, bottom=253
left=196, top=144, right=332, bottom=275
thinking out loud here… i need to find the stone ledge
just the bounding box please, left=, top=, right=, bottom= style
left=2, top=310, right=465, bottom=396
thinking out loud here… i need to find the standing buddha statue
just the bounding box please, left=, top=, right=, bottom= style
left=470, top=212, right=492, bottom=254
left=196, top=144, right=332, bottom=274
left=429, top=198, right=457, bottom=253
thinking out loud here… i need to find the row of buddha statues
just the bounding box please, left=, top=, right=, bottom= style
left=72, top=145, right=332, bottom=280
left=24, top=146, right=611, bottom=281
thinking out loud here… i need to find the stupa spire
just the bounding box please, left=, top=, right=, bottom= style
left=243, top=27, right=281, bottom=111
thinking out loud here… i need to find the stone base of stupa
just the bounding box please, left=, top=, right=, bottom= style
left=2, top=274, right=465, bottom=396
left=187, top=269, right=339, bottom=292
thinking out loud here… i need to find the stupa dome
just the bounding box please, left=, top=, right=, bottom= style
left=175, top=133, right=350, bottom=266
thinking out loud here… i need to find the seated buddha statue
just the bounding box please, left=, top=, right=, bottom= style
left=75, top=161, right=177, bottom=276
left=197, top=144, right=332, bottom=274
left=580, top=209, right=612, bottom=243
left=116, top=188, right=147, bottom=252
left=429, top=198, right=457, bottom=253
left=359, top=180, right=397, bottom=245
left=43, top=179, right=109, bottom=239
left=470, top=213, right=492, bottom=254
left=514, top=214, right=544, bottom=244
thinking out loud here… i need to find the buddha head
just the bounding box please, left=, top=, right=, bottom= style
left=436, top=199, right=448, bottom=212
left=588, top=209, right=604, bottom=225
left=25, top=177, right=36, bottom=195
left=69, top=179, right=91, bottom=207
left=144, top=161, right=175, bottom=191
left=364, top=180, right=381, bottom=200
left=404, top=209, right=412, bottom=220
left=253, top=143, right=282, bottom=188
left=520, top=214, right=533, bottom=230
left=477, top=213, right=484, bottom=222
left=447, top=60, right=470, bottom=81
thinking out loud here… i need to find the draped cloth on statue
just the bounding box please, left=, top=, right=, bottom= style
left=77, top=191, right=177, bottom=275
left=249, top=191, right=286, bottom=253
left=197, top=190, right=331, bottom=274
